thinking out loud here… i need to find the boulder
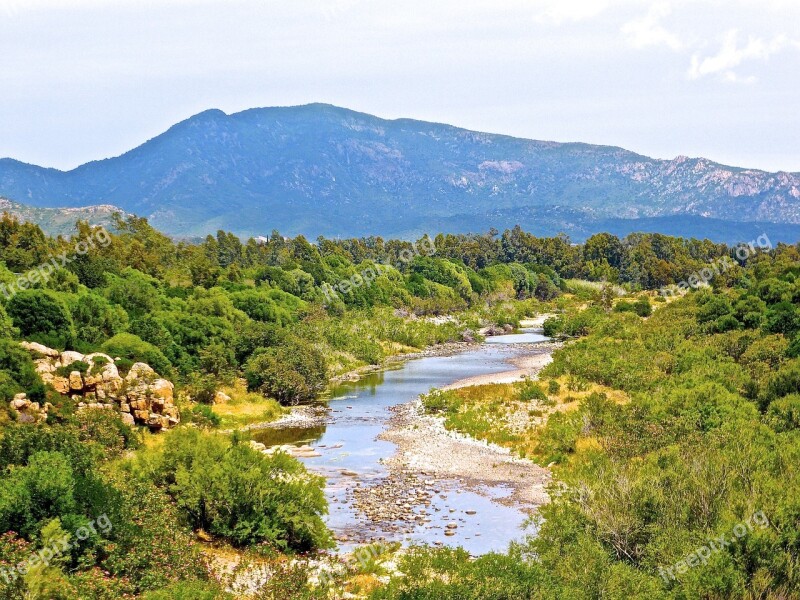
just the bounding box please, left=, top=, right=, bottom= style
left=34, top=359, right=56, bottom=374
left=10, top=396, right=30, bottom=410
left=19, top=341, right=180, bottom=431
left=52, top=376, right=70, bottom=394
left=19, top=341, right=59, bottom=358
left=126, top=362, right=155, bottom=382
left=151, top=379, right=174, bottom=402
left=69, top=371, right=83, bottom=391
left=214, top=391, right=231, bottom=404
left=60, top=351, right=86, bottom=367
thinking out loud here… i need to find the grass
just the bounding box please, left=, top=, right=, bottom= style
left=421, top=376, right=628, bottom=463
left=209, top=380, right=287, bottom=429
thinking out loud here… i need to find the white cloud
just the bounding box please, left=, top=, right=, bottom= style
left=531, top=0, right=609, bottom=24
left=622, top=3, right=683, bottom=51
left=688, top=29, right=790, bottom=82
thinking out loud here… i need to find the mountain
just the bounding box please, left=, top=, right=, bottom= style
left=0, top=197, right=125, bottom=236
left=1, top=103, right=799, bottom=243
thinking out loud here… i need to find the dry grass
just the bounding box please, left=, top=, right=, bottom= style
left=428, top=375, right=629, bottom=460
left=211, top=379, right=287, bottom=429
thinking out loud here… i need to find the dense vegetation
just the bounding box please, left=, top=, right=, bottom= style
left=378, top=243, right=800, bottom=599
left=0, top=211, right=795, bottom=597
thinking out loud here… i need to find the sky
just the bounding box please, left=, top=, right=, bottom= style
left=0, top=0, right=798, bottom=172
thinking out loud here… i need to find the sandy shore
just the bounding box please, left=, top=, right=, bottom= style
left=442, top=347, right=557, bottom=390
left=380, top=397, right=551, bottom=509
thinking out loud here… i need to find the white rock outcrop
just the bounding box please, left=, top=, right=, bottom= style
left=18, top=343, right=180, bottom=430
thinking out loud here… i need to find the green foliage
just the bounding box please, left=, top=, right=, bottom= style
left=139, top=428, right=332, bottom=551
left=370, top=546, right=549, bottom=600
left=101, top=333, right=172, bottom=377
left=518, top=381, right=548, bottom=403
left=6, top=290, right=75, bottom=349
left=55, top=360, right=90, bottom=377
left=0, top=339, right=44, bottom=402
left=245, top=337, right=328, bottom=405
left=186, top=404, right=221, bottom=428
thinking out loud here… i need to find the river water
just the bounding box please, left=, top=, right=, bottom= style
left=253, top=330, right=549, bottom=554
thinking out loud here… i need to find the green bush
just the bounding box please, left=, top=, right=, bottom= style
left=187, top=404, right=221, bottom=428
left=55, top=360, right=90, bottom=378
left=141, top=428, right=332, bottom=551
left=6, top=289, right=76, bottom=349
left=245, top=338, right=327, bottom=405
left=101, top=333, right=173, bottom=377
left=518, top=381, right=547, bottom=403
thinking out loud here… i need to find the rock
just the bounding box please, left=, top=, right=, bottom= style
left=465, top=510, right=477, bottom=515
left=52, top=376, right=70, bottom=394
left=213, top=391, right=231, bottom=404
left=19, top=341, right=59, bottom=358
left=60, top=351, right=86, bottom=367
left=151, top=379, right=174, bottom=401
left=34, top=359, right=56, bottom=374
left=84, top=352, right=114, bottom=365
left=10, top=397, right=30, bottom=410
left=126, top=362, right=155, bottom=382
left=19, top=341, right=180, bottom=431
left=100, top=363, right=121, bottom=382
left=68, top=371, right=83, bottom=391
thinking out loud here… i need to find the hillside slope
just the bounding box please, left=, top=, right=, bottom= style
left=1, top=104, right=798, bottom=241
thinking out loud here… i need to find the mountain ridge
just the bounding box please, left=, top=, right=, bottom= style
left=1, top=103, right=799, bottom=242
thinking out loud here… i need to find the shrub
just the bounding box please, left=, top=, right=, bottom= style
left=187, top=404, right=221, bottom=428
left=142, top=428, right=332, bottom=551
left=101, top=333, right=173, bottom=377
left=245, top=338, right=327, bottom=405
left=6, top=289, right=75, bottom=349
left=55, top=360, right=90, bottom=378
left=518, top=381, right=547, bottom=403
left=547, top=380, right=561, bottom=395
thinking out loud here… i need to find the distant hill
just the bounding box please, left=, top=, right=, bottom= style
left=1, top=103, right=799, bottom=243
left=0, top=198, right=124, bottom=237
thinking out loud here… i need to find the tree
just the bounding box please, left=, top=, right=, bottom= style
left=6, top=289, right=75, bottom=349
left=245, top=338, right=327, bottom=405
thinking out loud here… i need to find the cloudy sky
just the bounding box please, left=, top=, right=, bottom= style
left=1, top=0, right=798, bottom=171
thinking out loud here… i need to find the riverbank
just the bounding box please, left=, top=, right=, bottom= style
left=343, top=337, right=559, bottom=538
left=380, top=398, right=551, bottom=508
left=442, top=345, right=558, bottom=390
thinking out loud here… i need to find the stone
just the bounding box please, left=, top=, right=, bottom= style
left=213, top=391, right=231, bottom=404
left=126, top=362, right=155, bottom=382
left=68, top=371, right=83, bottom=391
left=34, top=359, right=56, bottom=374
left=10, top=397, right=30, bottom=410
left=120, top=413, right=135, bottom=426
left=19, top=341, right=59, bottom=358
left=60, top=351, right=86, bottom=367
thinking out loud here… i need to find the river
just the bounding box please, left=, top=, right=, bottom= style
left=252, top=329, right=551, bottom=555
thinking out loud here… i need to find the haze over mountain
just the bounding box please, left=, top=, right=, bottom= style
left=1, top=104, right=799, bottom=243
